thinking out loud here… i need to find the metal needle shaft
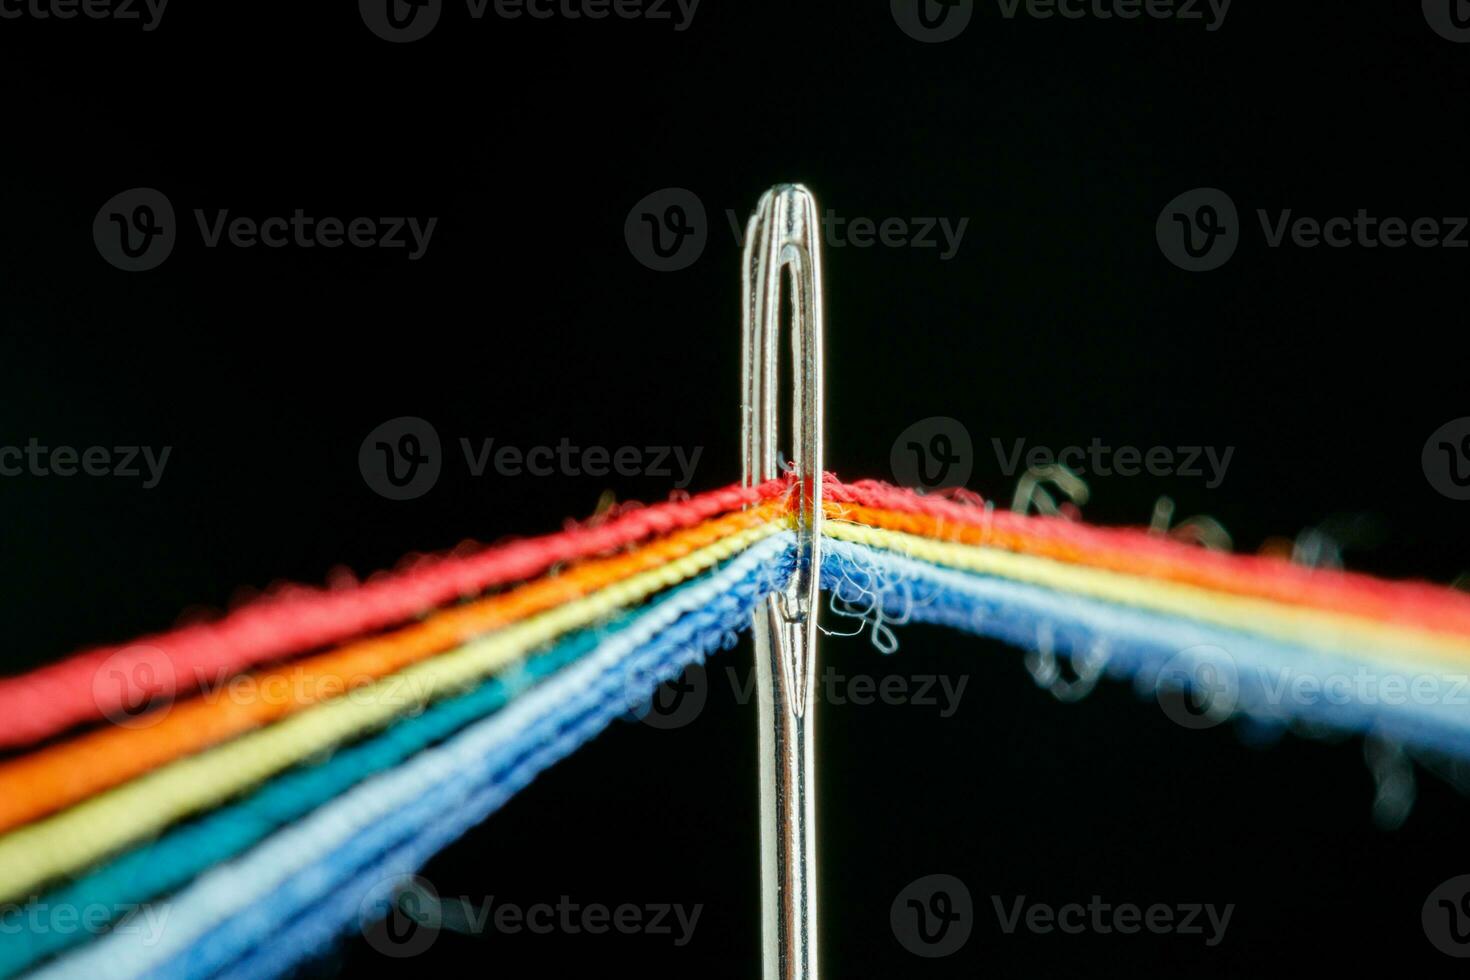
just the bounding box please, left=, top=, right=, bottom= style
left=740, top=183, right=824, bottom=980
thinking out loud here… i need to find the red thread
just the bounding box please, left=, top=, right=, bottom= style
left=13, top=471, right=1470, bottom=752
left=824, top=476, right=1470, bottom=638
left=0, top=479, right=792, bottom=749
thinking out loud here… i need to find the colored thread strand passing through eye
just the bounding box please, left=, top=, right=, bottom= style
left=0, top=522, right=786, bottom=902
left=823, top=480, right=1470, bottom=637
left=0, top=503, right=787, bottom=836
left=29, top=537, right=793, bottom=980
left=0, top=478, right=791, bottom=749
left=821, top=522, right=1470, bottom=669
left=0, top=543, right=793, bottom=979
left=9, top=474, right=1470, bottom=980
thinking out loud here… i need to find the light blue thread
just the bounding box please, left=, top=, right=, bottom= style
left=31, top=535, right=793, bottom=980
left=25, top=533, right=1470, bottom=980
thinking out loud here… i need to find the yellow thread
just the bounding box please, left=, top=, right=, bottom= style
left=15, top=513, right=1461, bottom=902
left=0, top=521, right=785, bottom=902
left=824, top=521, right=1470, bottom=670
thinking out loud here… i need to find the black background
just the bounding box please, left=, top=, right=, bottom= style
left=3, top=1, right=1470, bottom=976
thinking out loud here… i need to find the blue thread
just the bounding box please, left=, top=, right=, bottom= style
left=821, top=539, right=1470, bottom=756
left=31, top=537, right=792, bottom=980
left=0, top=630, right=598, bottom=977
left=151, top=542, right=789, bottom=980
left=24, top=535, right=1470, bottom=980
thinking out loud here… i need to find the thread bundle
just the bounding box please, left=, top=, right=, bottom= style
left=2, top=474, right=1468, bottom=979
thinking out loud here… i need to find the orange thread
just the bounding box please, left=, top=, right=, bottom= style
left=826, top=500, right=1470, bottom=639
left=0, top=501, right=788, bottom=834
